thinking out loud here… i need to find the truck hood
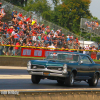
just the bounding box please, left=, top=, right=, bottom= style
left=30, top=60, right=64, bottom=67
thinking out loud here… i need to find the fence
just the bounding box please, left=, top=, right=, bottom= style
left=0, top=45, right=99, bottom=60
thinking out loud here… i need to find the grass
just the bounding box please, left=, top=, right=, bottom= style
left=0, top=55, right=100, bottom=62
left=93, top=59, right=100, bottom=62
left=0, top=55, right=45, bottom=59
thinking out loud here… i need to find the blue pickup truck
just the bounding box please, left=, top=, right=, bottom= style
left=27, top=51, right=100, bottom=87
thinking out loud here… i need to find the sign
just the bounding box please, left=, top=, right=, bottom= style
left=91, top=52, right=97, bottom=59
left=34, top=50, right=42, bottom=57
left=21, top=48, right=73, bottom=58
left=21, top=48, right=33, bottom=57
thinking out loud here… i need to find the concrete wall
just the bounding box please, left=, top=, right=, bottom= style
left=0, top=89, right=100, bottom=100
left=0, top=57, right=99, bottom=67
left=0, top=57, right=41, bottom=67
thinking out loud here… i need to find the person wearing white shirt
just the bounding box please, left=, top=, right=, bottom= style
left=11, top=29, right=15, bottom=36
left=48, top=44, right=55, bottom=50
left=32, top=34, right=37, bottom=44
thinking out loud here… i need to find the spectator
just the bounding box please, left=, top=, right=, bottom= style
left=14, top=40, right=20, bottom=56
left=32, top=33, right=37, bottom=45
left=0, top=35, right=3, bottom=55
left=0, top=5, right=83, bottom=57
left=11, top=10, right=15, bottom=19
left=1, top=8, right=6, bottom=17
left=47, top=43, right=55, bottom=49
left=97, top=48, right=100, bottom=60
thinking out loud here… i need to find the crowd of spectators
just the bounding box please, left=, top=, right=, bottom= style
left=84, top=20, right=100, bottom=34
left=0, top=2, right=81, bottom=56
left=0, top=2, right=100, bottom=60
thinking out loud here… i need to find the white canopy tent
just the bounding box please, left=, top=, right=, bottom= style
left=79, top=40, right=98, bottom=48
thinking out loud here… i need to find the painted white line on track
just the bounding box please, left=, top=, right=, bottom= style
left=0, top=66, right=27, bottom=70
left=0, top=75, right=31, bottom=79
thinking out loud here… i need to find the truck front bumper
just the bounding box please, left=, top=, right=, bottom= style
left=27, top=69, right=68, bottom=77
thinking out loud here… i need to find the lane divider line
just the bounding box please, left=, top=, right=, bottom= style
left=0, top=75, right=31, bottom=79
left=0, top=66, right=27, bottom=70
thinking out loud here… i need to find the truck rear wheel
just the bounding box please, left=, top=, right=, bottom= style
left=31, top=75, right=41, bottom=84
left=88, top=73, right=98, bottom=86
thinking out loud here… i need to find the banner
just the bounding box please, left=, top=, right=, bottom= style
left=21, top=48, right=97, bottom=59
left=21, top=48, right=72, bottom=57
left=91, top=52, right=97, bottom=59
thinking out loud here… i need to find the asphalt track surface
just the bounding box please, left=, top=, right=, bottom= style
left=0, top=66, right=100, bottom=90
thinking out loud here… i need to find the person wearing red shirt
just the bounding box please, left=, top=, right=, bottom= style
left=19, top=12, right=22, bottom=17
left=6, top=27, right=10, bottom=34
left=44, top=34, right=49, bottom=44
left=9, top=26, right=13, bottom=34
left=15, top=40, right=20, bottom=56
left=76, top=38, right=78, bottom=43
left=44, top=35, right=47, bottom=41
left=26, top=15, right=31, bottom=23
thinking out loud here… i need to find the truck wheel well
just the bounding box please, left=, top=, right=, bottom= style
left=72, top=70, right=77, bottom=77
left=95, top=72, right=99, bottom=78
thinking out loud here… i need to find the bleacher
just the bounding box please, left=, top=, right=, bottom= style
left=80, top=18, right=100, bottom=36
left=1, top=0, right=79, bottom=39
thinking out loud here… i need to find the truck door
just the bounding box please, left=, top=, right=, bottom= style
left=77, top=55, right=91, bottom=80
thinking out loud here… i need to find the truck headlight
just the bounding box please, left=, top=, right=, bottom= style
left=33, top=66, right=37, bottom=69
left=62, top=64, right=67, bottom=74
left=27, top=61, right=31, bottom=69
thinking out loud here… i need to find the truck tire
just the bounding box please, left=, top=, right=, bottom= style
left=65, top=72, right=74, bottom=86
left=31, top=75, right=41, bottom=84
left=88, top=73, right=98, bottom=86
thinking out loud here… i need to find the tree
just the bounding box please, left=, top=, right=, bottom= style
left=43, top=0, right=92, bottom=34
left=51, top=0, right=60, bottom=6
left=24, top=0, right=51, bottom=15
left=5, top=0, right=27, bottom=7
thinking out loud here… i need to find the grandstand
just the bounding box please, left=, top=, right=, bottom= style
left=0, top=0, right=99, bottom=59
left=80, top=18, right=100, bottom=37
left=1, top=0, right=79, bottom=39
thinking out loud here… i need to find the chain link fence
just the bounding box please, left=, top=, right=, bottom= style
left=0, top=44, right=99, bottom=61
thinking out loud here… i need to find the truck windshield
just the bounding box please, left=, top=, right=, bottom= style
left=46, top=53, right=79, bottom=62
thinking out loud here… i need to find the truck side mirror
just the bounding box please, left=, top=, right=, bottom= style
left=80, top=61, right=83, bottom=64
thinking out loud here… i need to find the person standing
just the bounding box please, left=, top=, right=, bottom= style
left=97, top=48, right=100, bottom=60
left=14, top=40, right=20, bottom=56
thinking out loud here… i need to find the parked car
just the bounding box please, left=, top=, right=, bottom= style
left=27, top=51, right=100, bottom=86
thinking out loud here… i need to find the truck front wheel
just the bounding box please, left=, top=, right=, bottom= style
left=65, top=72, right=74, bottom=86
left=31, top=75, right=41, bottom=84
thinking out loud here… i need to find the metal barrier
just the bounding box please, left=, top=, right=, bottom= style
left=0, top=45, right=21, bottom=56
left=0, top=45, right=99, bottom=60
left=0, top=89, right=100, bottom=100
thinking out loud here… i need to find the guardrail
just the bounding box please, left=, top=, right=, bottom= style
left=0, top=45, right=99, bottom=59
left=0, top=89, right=100, bottom=100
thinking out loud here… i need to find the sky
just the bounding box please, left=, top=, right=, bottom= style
left=89, top=0, right=100, bottom=19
